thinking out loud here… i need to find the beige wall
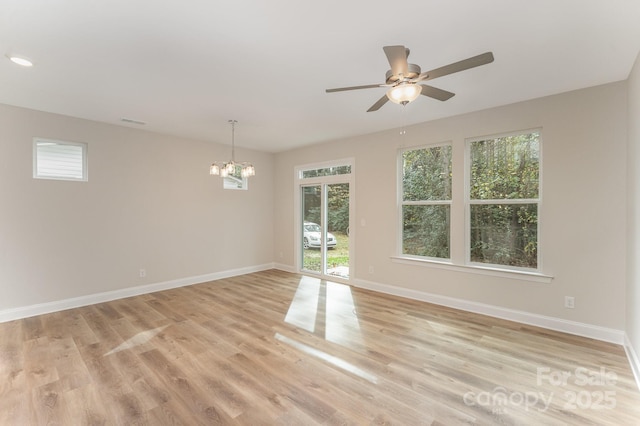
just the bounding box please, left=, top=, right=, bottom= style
left=627, top=52, right=640, bottom=360
left=0, top=104, right=274, bottom=310
left=275, top=82, right=628, bottom=330
left=0, top=79, right=632, bottom=336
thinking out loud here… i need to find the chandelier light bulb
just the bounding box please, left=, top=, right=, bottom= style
left=225, top=162, right=235, bottom=175
left=241, top=164, right=255, bottom=178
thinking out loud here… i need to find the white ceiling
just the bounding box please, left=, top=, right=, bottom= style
left=1, top=0, right=639, bottom=153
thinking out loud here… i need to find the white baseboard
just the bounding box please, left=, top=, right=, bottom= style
left=272, top=262, right=296, bottom=273
left=0, top=263, right=275, bottom=323
left=1, top=264, right=628, bottom=348
left=624, top=334, right=640, bottom=391
left=350, top=277, right=626, bottom=345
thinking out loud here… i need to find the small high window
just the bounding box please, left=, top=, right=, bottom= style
left=223, top=166, right=248, bottom=190
left=33, top=138, right=88, bottom=181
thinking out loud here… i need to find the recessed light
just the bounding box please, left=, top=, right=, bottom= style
left=6, top=55, right=33, bottom=67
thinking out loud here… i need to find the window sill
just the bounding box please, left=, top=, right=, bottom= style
left=390, top=256, right=553, bottom=283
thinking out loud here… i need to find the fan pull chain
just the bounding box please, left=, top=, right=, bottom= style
left=399, top=103, right=408, bottom=137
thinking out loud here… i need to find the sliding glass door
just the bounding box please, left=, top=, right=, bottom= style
left=300, top=176, right=351, bottom=280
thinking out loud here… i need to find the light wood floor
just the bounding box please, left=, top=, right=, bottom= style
left=1, top=270, right=639, bottom=425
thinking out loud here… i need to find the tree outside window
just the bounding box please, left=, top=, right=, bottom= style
left=401, top=144, right=452, bottom=259
left=468, top=131, right=540, bottom=269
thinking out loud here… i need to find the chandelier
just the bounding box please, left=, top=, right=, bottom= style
left=209, top=120, right=255, bottom=178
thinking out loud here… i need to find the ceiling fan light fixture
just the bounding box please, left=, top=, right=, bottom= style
left=326, top=46, right=494, bottom=111
left=387, top=84, right=421, bottom=105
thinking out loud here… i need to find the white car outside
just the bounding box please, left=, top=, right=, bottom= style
left=303, top=222, right=337, bottom=249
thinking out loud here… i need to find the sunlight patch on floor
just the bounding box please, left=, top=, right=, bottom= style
left=104, top=325, right=169, bottom=356
left=274, top=332, right=377, bottom=384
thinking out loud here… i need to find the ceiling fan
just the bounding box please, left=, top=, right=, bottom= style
left=326, top=45, right=494, bottom=112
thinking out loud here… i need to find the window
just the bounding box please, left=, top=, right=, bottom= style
left=33, top=138, right=88, bottom=181
left=300, top=165, right=351, bottom=179
left=467, top=130, right=540, bottom=270
left=223, top=166, right=247, bottom=190
left=400, top=144, right=452, bottom=259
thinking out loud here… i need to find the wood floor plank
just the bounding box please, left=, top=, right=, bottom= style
left=31, top=379, right=79, bottom=425
left=81, top=305, right=123, bottom=345
left=0, top=319, right=26, bottom=400
left=0, top=391, right=36, bottom=425
left=138, top=348, right=234, bottom=425
left=1, top=270, right=639, bottom=424
left=63, top=383, right=111, bottom=425
left=49, top=336, right=92, bottom=392
left=24, top=337, right=60, bottom=389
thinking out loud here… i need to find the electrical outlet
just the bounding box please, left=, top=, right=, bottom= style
left=564, top=296, right=575, bottom=309
left=368, top=265, right=374, bottom=274
left=139, top=269, right=146, bottom=278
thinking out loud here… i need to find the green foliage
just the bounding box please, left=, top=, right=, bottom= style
left=403, top=145, right=452, bottom=201
left=403, top=205, right=450, bottom=258
left=401, top=145, right=452, bottom=259
left=469, top=132, right=540, bottom=268
left=302, top=184, right=350, bottom=235
left=327, top=183, right=349, bottom=234
left=470, top=133, right=539, bottom=200
left=302, top=186, right=321, bottom=225
left=301, top=165, right=352, bottom=178
left=470, top=204, right=538, bottom=268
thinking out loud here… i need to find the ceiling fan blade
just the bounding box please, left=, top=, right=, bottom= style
left=420, top=85, right=455, bottom=101
left=326, top=84, right=383, bottom=93
left=415, top=51, right=494, bottom=82
left=383, top=45, right=409, bottom=76
left=367, top=94, right=389, bottom=112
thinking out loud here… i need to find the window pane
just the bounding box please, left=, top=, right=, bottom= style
left=34, top=140, right=87, bottom=181
left=403, top=205, right=450, bottom=259
left=301, top=165, right=351, bottom=178
left=470, top=204, right=537, bottom=268
left=223, top=165, right=247, bottom=190
left=403, top=145, right=452, bottom=201
left=327, top=183, right=349, bottom=278
left=470, top=132, right=539, bottom=200
left=302, top=186, right=322, bottom=273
